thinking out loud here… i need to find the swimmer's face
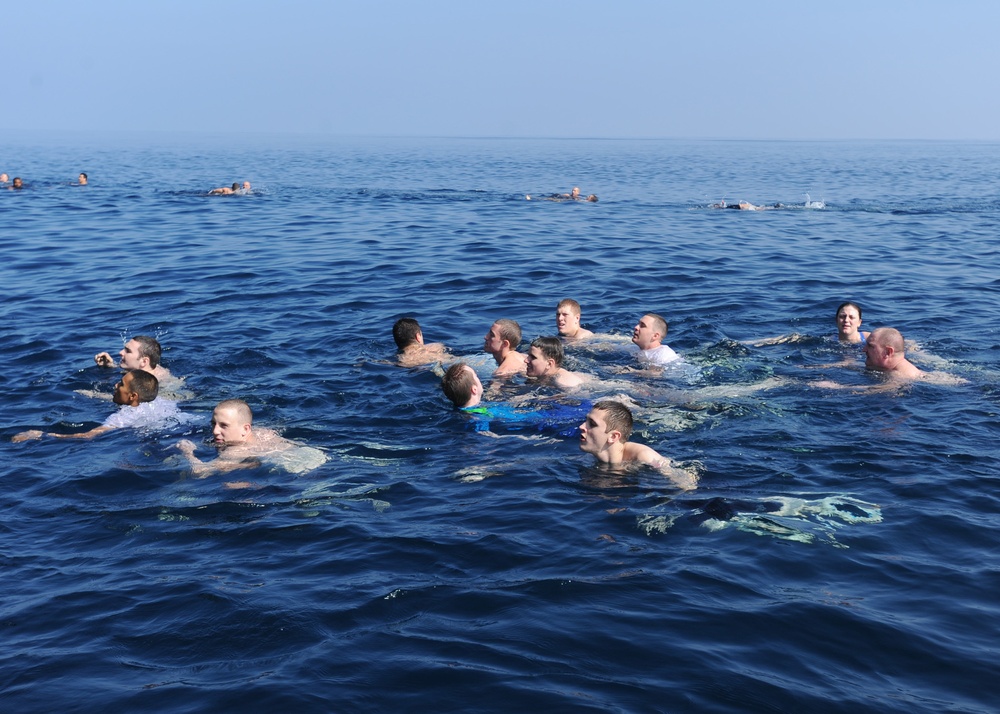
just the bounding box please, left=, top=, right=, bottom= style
left=556, top=306, right=581, bottom=336
left=579, top=409, right=615, bottom=455
left=571, top=187, right=580, bottom=198
left=242, top=181, right=251, bottom=191
left=484, top=323, right=505, bottom=355
left=112, top=373, right=136, bottom=406
left=525, top=346, right=554, bottom=378
left=836, top=305, right=862, bottom=337
left=12, top=178, right=23, bottom=189
left=0, top=174, right=8, bottom=183
left=78, top=173, right=87, bottom=185
left=632, top=315, right=660, bottom=350
left=211, top=407, right=252, bottom=446
left=863, top=338, right=890, bottom=370
left=119, top=339, right=147, bottom=370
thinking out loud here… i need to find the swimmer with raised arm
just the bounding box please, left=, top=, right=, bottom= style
left=393, top=317, right=451, bottom=367
left=526, top=337, right=588, bottom=389
left=13, top=370, right=182, bottom=441
left=579, top=400, right=697, bottom=490
left=95, top=335, right=178, bottom=386
left=556, top=299, right=594, bottom=341
left=484, top=319, right=528, bottom=376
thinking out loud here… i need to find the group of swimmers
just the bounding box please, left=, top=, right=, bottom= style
left=392, top=299, right=966, bottom=491
left=1, top=172, right=86, bottom=190
left=12, top=335, right=321, bottom=485
left=1, top=172, right=253, bottom=196
left=10, top=299, right=961, bottom=490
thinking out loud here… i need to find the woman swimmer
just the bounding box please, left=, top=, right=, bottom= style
left=835, top=302, right=870, bottom=345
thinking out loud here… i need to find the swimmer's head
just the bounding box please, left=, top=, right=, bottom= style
left=113, top=369, right=159, bottom=406
left=556, top=299, right=582, bottom=336
left=527, top=336, right=564, bottom=378
left=212, top=399, right=254, bottom=445
left=12, top=177, right=23, bottom=189
left=0, top=173, right=8, bottom=183
left=592, top=400, right=633, bottom=442
left=485, top=319, right=521, bottom=355
left=78, top=172, right=88, bottom=185
left=242, top=181, right=251, bottom=191
left=441, top=362, right=482, bottom=408
left=586, top=194, right=598, bottom=202
left=393, top=317, right=423, bottom=351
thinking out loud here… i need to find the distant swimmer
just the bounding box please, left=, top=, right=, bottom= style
left=526, top=337, right=588, bottom=389
left=0, top=173, right=8, bottom=184
left=393, top=317, right=451, bottom=368
left=579, top=400, right=697, bottom=490
left=239, top=181, right=251, bottom=194
left=10, top=177, right=23, bottom=190
left=484, top=318, right=528, bottom=376
left=814, top=327, right=968, bottom=389
left=13, top=370, right=183, bottom=442
left=631, top=313, right=680, bottom=366
left=77, top=173, right=88, bottom=186
left=710, top=200, right=779, bottom=211
left=209, top=182, right=240, bottom=195
left=556, top=299, right=594, bottom=341
left=526, top=186, right=598, bottom=202
left=175, top=399, right=325, bottom=478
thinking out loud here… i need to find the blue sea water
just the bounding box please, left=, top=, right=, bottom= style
left=1, top=134, right=999, bottom=712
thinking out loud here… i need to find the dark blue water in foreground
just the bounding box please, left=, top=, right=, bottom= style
left=1, top=135, right=999, bottom=712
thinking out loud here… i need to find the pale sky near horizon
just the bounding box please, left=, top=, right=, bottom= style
left=4, top=1, right=998, bottom=141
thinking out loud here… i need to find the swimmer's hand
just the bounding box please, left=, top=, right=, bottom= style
left=175, top=439, right=197, bottom=456
left=13, top=430, right=43, bottom=443
left=94, top=352, right=116, bottom=368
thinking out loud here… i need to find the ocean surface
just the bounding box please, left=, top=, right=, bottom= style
left=1, top=135, right=998, bottom=712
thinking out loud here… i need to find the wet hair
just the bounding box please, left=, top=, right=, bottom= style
left=133, top=335, right=162, bottom=368
left=869, top=327, right=904, bottom=353
left=217, top=399, right=253, bottom=425
left=12, top=177, right=23, bottom=188
left=392, top=317, right=421, bottom=351
left=645, top=313, right=668, bottom=338
left=79, top=173, right=88, bottom=180
left=231, top=182, right=240, bottom=191
left=126, top=369, right=159, bottom=403
left=835, top=301, right=863, bottom=319
left=586, top=195, right=598, bottom=202
left=441, top=362, right=476, bottom=407
left=593, top=400, right=633, bottom=442
left=493, top=319, right=522, bottom=350
left=557, top=298, right=582, bottom=315
left=530, top=336, right=564, bottom=367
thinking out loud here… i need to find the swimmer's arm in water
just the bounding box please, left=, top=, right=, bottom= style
left=175, top=439, right=260, bottom=477
left=625, top=442, right=697, bottom=490
left=13, top=425, right=113, bottom=442
left=74, top=388, right=115, bottom=401
left=94, top=352, right=116, bottom=367
left=746, top=333, right=807, bottom=347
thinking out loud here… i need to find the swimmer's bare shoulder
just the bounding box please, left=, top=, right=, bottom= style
left=624, top=442, right=698, bottom=490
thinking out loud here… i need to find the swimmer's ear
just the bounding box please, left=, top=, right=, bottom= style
left=607, top=429, right=623, bottom=444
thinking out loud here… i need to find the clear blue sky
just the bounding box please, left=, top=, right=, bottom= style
left=4, top=1, right=998, bottom=140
